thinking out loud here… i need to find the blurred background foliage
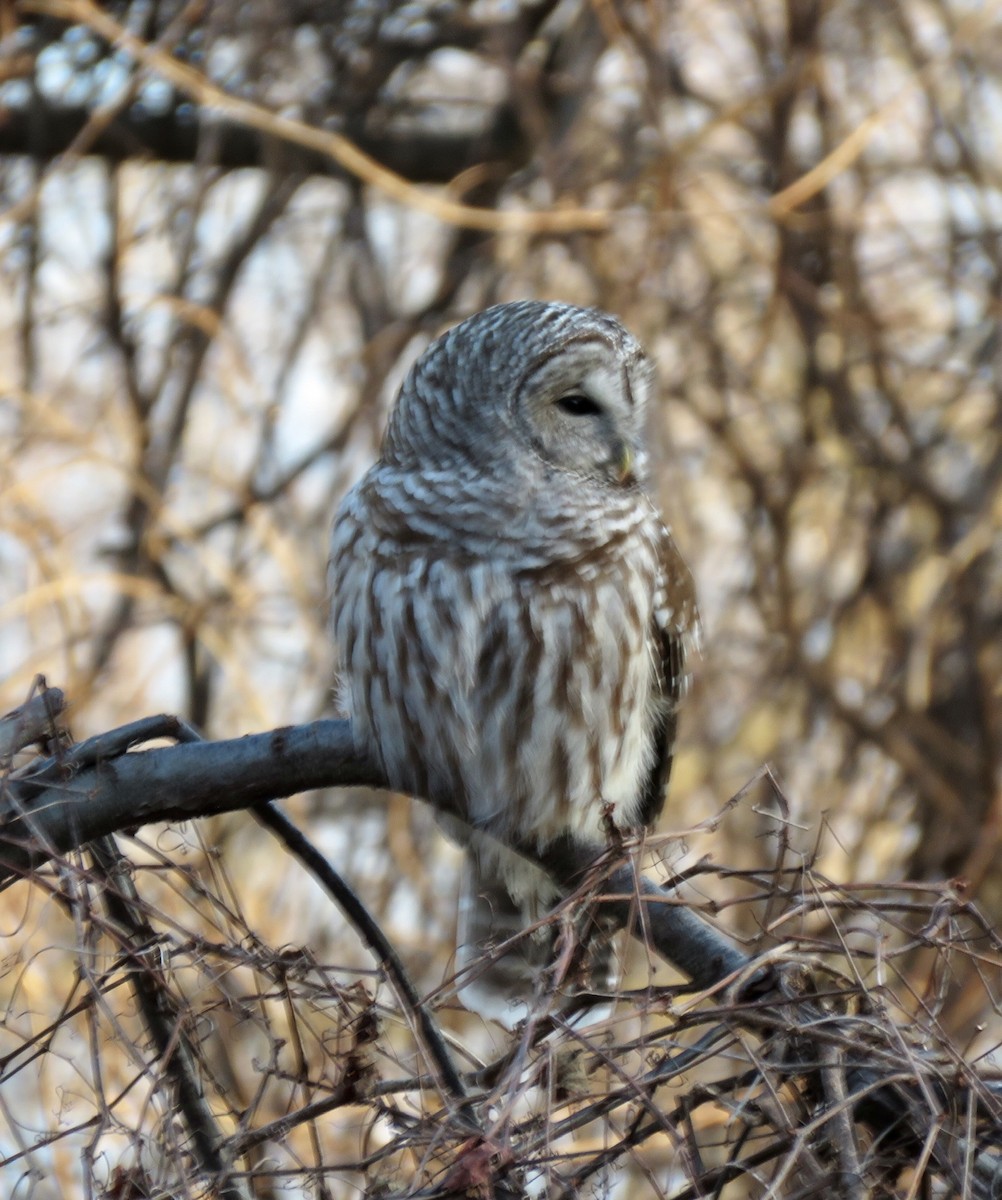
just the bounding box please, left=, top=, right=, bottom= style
left=0, top=0, right=1000, bottom=1195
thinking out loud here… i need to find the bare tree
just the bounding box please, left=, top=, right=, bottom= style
left=1, top=0, right=1001, bottom=1195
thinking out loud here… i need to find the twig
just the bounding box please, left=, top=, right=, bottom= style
left=0, top=686, right=66, bottom=760
left=818, top=1041, right=865, bottom=1200
left=253, top=801, right=468, bottom=1104
left=87, top=833, right=253, bottom=1200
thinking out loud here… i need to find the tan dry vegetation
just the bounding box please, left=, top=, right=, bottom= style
left=1, top=0, right=1001, bottom=1195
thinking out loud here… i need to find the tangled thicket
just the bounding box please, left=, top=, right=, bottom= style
left=2, top=689, right=1002, bottom=1197
left=1, top=1, right=1000, bottom=1195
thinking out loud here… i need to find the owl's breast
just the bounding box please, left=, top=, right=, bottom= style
left=331, top=485, right=664, bottom=849
left=479, top=531, right=661, bottom=846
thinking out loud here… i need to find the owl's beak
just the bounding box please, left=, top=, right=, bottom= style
left=615, top=443, right=635, bottom=485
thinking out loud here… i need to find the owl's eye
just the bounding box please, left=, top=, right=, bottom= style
left=556, top=393, right=602, bottom=417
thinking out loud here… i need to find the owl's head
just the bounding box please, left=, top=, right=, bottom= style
left=382, top=301, right=656, bottom=490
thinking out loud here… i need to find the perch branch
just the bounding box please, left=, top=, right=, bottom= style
left=0, top=687, right=66, bottom=760
left=1, top=716, right=749, bottom=990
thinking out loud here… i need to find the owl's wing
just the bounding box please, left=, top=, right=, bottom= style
left=637, top=524, right=701, bottom=828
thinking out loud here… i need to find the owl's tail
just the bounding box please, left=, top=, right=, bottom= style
left=454, top=847, right=616, bottom=1030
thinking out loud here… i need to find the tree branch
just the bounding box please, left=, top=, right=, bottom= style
left=1, top=714, right=748, bottom=992
left=2, top=718, right=380, bottom=870
left=0, top=96, right=525, bottom=184
left=0, top=687, right=67, bottom=760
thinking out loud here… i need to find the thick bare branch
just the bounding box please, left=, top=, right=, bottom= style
left=2, top=719, right=378, bottom=874
left=0, top=688, right=66, bottom=760
left=1, top=712, right=749, bottom=992
left=0, top=97, right=525, bottom=184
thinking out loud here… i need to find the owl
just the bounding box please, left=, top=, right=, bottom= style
left=329, top=301, right=697, bottom=1027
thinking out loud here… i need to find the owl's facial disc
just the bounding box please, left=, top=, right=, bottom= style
left=519, top=347, right=650, bottom=487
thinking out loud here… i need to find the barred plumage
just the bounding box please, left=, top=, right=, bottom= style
left=329, top=302, right=697, bottom=1026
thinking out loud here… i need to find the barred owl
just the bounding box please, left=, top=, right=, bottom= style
left=329, top=301, right=697, bottom=1027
